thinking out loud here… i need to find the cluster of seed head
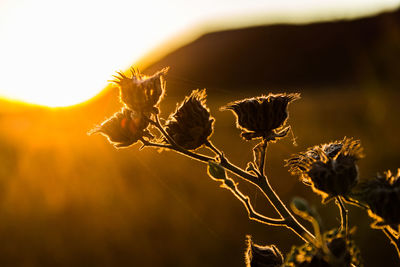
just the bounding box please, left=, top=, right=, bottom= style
left=90, top=67, right=216, bottom=150
left=90, top=68, right=168, bottom=148
left=89, top=68, right=400, bottom=266
left=286, top=138, right=364, bottom=201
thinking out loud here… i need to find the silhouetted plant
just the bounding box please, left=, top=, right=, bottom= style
left=90, top=67, right=400, bottom=266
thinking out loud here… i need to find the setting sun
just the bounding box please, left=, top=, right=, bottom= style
left=0, top=0, right=399, bottom=107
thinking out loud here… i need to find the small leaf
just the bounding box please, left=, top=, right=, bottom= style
left=246, top=162, right=258, bottom=174
left=207, top=161, right=226, bottom=181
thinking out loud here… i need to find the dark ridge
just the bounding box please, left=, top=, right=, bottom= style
left=145, top=9, right=400, bottom=94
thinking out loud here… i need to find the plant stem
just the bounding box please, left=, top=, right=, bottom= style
left=343, top=197, right=369, bottom=210
left=206, top=142, right=315, bottom=243
left=336, top=196, right=348, bottom=235
left=383, top=227, right=400, bottom=258
left=223, top=177, right=286, bottom=226
left=205, top=141, right=223, bottom=159
left=140, top=139, right=172, bottom=149
left=258, top=140, right=268, bottom=175
left=256, top=173, right=315, bottom=243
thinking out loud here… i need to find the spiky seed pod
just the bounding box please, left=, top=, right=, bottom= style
left=89, top=108, right=152, bottom=148
left=245, top=236, right=283, bottom=267
left=286, top=138, right=364, bottom=201
left=113, top=67, right=169, bottom=114
left=165, top=89, right=214, bottom=150
left=354, top=169, right=400, bottom=227
left=283, top=229, right=362, bottom=267
left=221, top=93, right=300, bottom=141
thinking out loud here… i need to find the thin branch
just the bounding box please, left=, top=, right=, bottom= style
left=152, top=115, right=180, bottom=148
left=214, top=143, right=315, bottom=243
left=223, top=178, right=287, bottom=226
left=343, top=197, right=369, bottom=210
left=336, top=196, right=348, bottom=235
left=205, top=141, right=223, bottom=159
left=140, top=139, right=173, bottom=150
left=388, top=225, right=400, bottom=237
left=258, top=139, right=268, bottom=175
left=256, top=175, right=316, bottom=243
left=220, top=159, right=259, bottom=184
left=383, top=226, right=400, bottom=258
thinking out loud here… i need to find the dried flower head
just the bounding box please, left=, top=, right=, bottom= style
left=355, top=169, right=400, bottom=227
left=286, top=138, right=364, bottom=201
left=113, top=67, right=169, bottom=114
left=284, top=229, right=362, bottom=267
left=221, top=93, right=300, bottom=141
left=165, top=89, right=214, bottom=150
left=89, top=108, right=152, bottom=148
left=245, top=236, right=283, bottom=267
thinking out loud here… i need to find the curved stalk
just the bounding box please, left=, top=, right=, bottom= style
left=208, top=140, right=315, bottom=243
left=256, top=173, right=315, bottom=243
left=258, top=140, right=268, bottom=175
left=223, top=177, right=287, bottom=226
left=383, top=227, right=400, bottom=258
left=336, top=196, right=348, bottom=235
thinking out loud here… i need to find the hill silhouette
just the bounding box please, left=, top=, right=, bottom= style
left=144, top=9, right=400, bottom=95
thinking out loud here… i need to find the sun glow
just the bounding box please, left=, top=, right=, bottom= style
left=0, top=0, right=399, bottom=107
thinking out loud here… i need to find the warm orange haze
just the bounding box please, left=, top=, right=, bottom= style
left=0, top=1, right=400, bottom=267
left=0, top=0, right=399, bottom=107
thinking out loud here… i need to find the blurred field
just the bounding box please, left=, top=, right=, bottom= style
left=0, top=84, right=399, bottom=266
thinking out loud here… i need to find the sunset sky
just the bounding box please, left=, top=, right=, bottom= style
left=0, top=0, right=399, bottom=107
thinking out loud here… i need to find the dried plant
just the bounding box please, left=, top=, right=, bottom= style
left=90, top=67, right=400, bottom=266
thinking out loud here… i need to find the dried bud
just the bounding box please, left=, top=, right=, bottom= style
left=245, top=236, right=283, bottom=267
left=89, top=108, right=152, bottom=148
left=284, top=229, right=362, bottom=267
left=286, top=138, right=364, bottom=201
left=355, top=169, right=400, bottom=227
left=113, top=67, right=169, bottom=113
left=221, top=93, right=300, bottom=141
left=291, top=197, right=312, bottom=216
left=207, top=161, right=227, bottom=181
left=165, top=89, right=214, bottom=150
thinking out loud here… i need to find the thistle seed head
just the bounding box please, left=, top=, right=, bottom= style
left=113, top=67, right=169, bottom=113
left=355, top=169, right=400, bottom=227
left=221, top=93, right=300, bottom=141
left=245, top=236, right=283, bottom=267
left=89, top=108, right=152, bottom=148
left=165, top=89, right=214, bottom=150
left=286, top=138, right=364, bottom=201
